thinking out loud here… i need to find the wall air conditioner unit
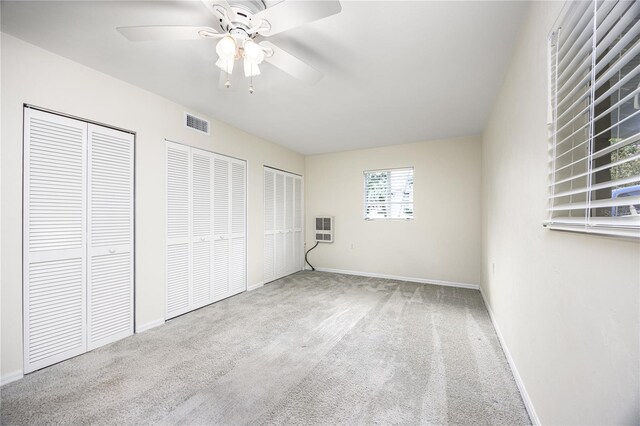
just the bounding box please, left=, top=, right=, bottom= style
left=315, top=216, right=334, bottom=243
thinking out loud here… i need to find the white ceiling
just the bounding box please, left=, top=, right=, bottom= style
left=1, top=1, right=527, bottom=154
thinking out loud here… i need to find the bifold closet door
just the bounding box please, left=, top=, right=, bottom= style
left=191, top=149, right=212, bottom=309
left=274, top=172, right=286, bottom=278
left=24, top=108, right=134, bottom=373
left=166, top=142, right=191, bottom=318
left=212, top=156, right=247, bottom=302
left=212, top=156, right=230, bottom=302
left=228, top=161, right=246, bottom=295
left=87, top=124, right=134, bottom=350
left=167, top=142, right=246, bottom=316
left=23, top=109, right=88, bottom=373
left=293, top=177, right=303, bottom=271
left=263, top=167, right=303, bottom=284
left=263, top=168, right=276, bottom=283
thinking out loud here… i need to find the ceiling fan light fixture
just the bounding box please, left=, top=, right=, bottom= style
left=216, top=57, right=234, bottom=74
left=215, top=35, right=236, bottom=74
left=244, top=60, right=261, bottom=77
left=216, top=35, right=237, bottom=60
left=242, top=39, right=265, bottom=77
left=243, top=39, right=265, bottom=64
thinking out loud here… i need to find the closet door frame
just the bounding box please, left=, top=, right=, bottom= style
left=263, top=166, right=304, bottom=284
left=23, top=105, right=136, bottom=374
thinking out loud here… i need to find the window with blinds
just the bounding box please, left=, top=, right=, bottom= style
left=546, top=0, right=640, bottom=238
left=364, top=167, right=414, bottom=220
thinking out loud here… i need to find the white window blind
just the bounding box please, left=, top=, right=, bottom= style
left=364, top=167, right=414, bottom=220
left=546, top=0, right=640, bottom=238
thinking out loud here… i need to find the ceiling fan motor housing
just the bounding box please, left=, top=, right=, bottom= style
left=219, top=0, right=267, bottom=36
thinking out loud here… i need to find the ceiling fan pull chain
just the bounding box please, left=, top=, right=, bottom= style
left=249, top=66, right=255, bottom=94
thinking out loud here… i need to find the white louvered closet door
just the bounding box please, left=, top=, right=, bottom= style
left=293, top=177, right=303, bottom=271
left=166, top=142, right=191, bottom=319
left=23, top=109, right=88, bottom=374
left=263, top=168, right=276, bottom=283
left=229, top=160, right=246, bottom=296
left=263, top=168, right=303, bottom=283
left=87, top=124, right=134, bottom=350
left=284, top=175, right=295, bottom=274
left=191, top=149, right=212, bottom=309
left=274, top=172, right=286, bottom=278
left=212, top=156, right=230, bottom=302
left=166, top=143, right=246, bottom=314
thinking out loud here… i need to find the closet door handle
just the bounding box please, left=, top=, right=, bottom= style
left=109, top=248, right=116, bottom=254
left=200, top=237, right=205, bottom=241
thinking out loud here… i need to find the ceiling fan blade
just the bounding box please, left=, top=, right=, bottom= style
left=117, top=26, right=218, bottom=42
left=251, top=1, right=341, bottom=36
left=260, top=41, right=322, bottom=85
left=201, top=0, right=237, bottom=26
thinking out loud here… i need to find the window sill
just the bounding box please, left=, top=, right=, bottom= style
left=364, top=218, right=414, bottom=221
left=543, top=222, right=640, bottom=239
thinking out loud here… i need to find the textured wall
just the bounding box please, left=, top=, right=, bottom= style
left=305, top=136, right=482, bottom=287
left=481, top=2, right=640, bottom=424
left=1, top=33, right=304, bottom=379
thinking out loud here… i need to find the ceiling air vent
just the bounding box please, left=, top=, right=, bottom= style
left=184, top=112, right=210, bottom=135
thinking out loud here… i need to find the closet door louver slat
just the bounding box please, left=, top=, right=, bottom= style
left=264, top=234, right=275, bottom=282
left=212, top=238, right=230, bottom=300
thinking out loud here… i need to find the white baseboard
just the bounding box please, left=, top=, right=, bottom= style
left=135, top=318, right=165, bottom=333
left=247, top=281, right=264, bottom=292
left=0, top=370, right=23, bottom=387
left=313, top=268, right=479, bottom=290
left=479, top=287, right=540, bottom=425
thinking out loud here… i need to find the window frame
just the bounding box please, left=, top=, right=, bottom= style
left=362, top=166, right=414, bottom=221
left=544, top=0, right=640, bottom=239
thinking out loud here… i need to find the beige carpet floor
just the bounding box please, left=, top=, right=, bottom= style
left=1, top=271, right=530, bottom=425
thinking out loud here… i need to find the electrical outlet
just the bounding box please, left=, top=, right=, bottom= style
left=350, top=243, right=355, bottom=250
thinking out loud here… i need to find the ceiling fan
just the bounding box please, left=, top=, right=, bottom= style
left=117, top=0, right=342, bottom=93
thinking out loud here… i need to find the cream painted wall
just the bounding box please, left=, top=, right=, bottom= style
left=304, top=137, right=481, bottom=287
left=482, top=2, right=640, bottom=425
left=0, top=33, right=304, bottom=379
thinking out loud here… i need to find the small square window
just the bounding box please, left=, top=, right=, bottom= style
left=364, top=167, right=414, bottom=220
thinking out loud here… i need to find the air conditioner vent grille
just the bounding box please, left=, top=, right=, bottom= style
left=315, top=216, right=334, bottom=243
left=185, top=113, right=210, bottom=135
